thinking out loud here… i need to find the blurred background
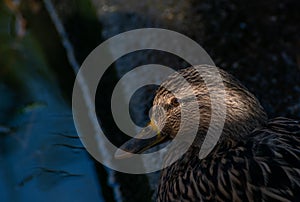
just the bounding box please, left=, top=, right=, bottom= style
left=0, top=0, right=299, bottom=201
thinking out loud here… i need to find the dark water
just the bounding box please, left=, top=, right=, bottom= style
left=0, top=0, right=299, bottom=201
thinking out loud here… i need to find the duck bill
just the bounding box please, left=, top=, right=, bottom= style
left=115, top=122, right=167, bottom=159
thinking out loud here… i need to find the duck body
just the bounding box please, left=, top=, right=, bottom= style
left=115, top=65, right=300, bottom=202
left=158, top=117, right=300, bottom=202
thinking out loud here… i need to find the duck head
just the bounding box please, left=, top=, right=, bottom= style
left=115, top=65, right=267, bottom=159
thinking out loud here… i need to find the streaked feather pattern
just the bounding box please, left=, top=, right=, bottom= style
left=158, top=118, right=300, bottom=202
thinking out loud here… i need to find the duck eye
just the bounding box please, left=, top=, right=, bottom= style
left=170, top=98, right=180, bottom=107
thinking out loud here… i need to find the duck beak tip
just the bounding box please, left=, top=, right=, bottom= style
left=114, top=122, right=165, bottom=159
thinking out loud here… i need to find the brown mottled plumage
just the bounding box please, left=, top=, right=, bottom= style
left=117, top=65, right=300, bottom=201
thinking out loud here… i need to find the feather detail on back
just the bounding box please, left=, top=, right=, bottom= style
left=158, top=118, right=300, bottom=202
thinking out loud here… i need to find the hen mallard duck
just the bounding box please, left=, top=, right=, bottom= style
left=116, top=65, right=300, bottom=201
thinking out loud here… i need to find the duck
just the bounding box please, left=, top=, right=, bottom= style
left=115, top=65, right=300, bottom=201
